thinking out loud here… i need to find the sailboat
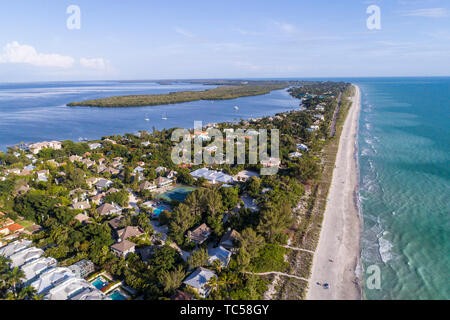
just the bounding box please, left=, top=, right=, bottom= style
left=234, top=105, right=239, bottom=110
left=145, top=114, right=150, bottom=121
left=162, top=112, right=168, bottom=120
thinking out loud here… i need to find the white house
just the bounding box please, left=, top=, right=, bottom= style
left=208, top=246, right=232, bottom=267
left=183, top=267, right=217, bottom=298
left=31, top=267, right=76, bottom=295
left=88, top=143, right=102, bottom=150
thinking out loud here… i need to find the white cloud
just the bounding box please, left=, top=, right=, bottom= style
left=0, top=41, right=75, bottom=68
left=80, top=57, right=107, bottom=70
left=233, top=28, right=264, bottom=36
left=174, top=27, right=195, bottom=38
left=402, top=8, right=449, bottom=18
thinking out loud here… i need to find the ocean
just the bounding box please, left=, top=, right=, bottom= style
left=356, top=77, right=450, bottom=300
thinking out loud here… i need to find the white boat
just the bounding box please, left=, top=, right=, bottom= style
left=234, top=106, right=239, bottom=110
left=162, top=113, right=168, bottom=120
left=145, top=114, right=150, bottom=121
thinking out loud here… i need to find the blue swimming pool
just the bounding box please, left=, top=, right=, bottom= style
left=109, top=290, right=127, bottom=300
left=152, top=205, right=170, bottom=217
left=92, top=277, right=108, bottom=290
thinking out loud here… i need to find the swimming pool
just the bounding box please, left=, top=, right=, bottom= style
left=92, top=277, right=108, bottom=290
left=157, top=185, right=196, bottom=202
left=109, top=290, right=127, bottom=300
left=152, top=205, right=170, bottom=217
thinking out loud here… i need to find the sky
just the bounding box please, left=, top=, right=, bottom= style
left=0, top=0, right=449, bottom=81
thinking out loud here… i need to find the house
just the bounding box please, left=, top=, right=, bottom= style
left=96, top=164, right=107, bottom=173
left=9, top=247, right=44, bottom=268
left=155, top=166, right=167, bottom=174
left=141, top=141, right=151, bottom=147
left=171, top=290, right=193, bottom=300
left=36, top=170, right=49, bottom=182
left=218, top=229, right=240, bottom=252
left=233, top=170, right=259, bottom=183
left=296, top=143, right=309, bottom=151
left=314, top=114, right=325, bottom=121
left=260, top=157, right=281, bottom=168
left=70, top=286, right=111, bottom=300
left=116, top=226, right=144, bottom=242
left=110, top=239, right=136, bottom=258
left=71, top=201, right=91, bottom=210
left=68, top=259, right=95, bottom=278
left=103, top=167, right=120, bottom=175
left=0, top=239, right=32, bottom=258
left=6, top=168, right=21, bottom=175
left=187, top=223, right=212, bottom=245
left=29, top=141, right=62, bottom=154
left=208, top=246, right=232, bottom=267
left=0, top=222, right=24, bottom=237
left=0, top=211, right=14, bottom=228
left=95, top=178, right=113, bottom=190
left=44, top=277, right=104, bottom=300
left=183, top=267, right=217, bottom=298
left=134, top=166, right=145, bottom=174
left=88, top=142, right=102, bottom=150
left=139, top=181, right=157, bottom=192
left=31, top=267, right=76, bottom=295
left=74, top=213, right=91, bottom=225
left=15, top=184, right=30, bottom=195
left=97, top=203, right=122, bottom=216
left=90, top=193, right=105, bottom=205
left=190, top=168, right=233, bottom=184
left=20, top=256, right=57, bottom=285
left=155, top=176, right=173, bottom=188
left=105, top=187, right=120, bottom=195
left=69, top=155, right=83, bottom=162
left=82, top=159, right=95, bottom=168
left=107, top=215, right=125, bottom=231
left=289, top=152, right=303, bottom=159
left=166, top=170, right=177, bottom=179
left=86, top=177, right=99, bottom=187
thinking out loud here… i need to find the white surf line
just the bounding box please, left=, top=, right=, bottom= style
left=244, top=271, right=308, bottom=282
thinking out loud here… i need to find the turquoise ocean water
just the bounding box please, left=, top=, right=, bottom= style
left=356, top=78, right=449, bottom=299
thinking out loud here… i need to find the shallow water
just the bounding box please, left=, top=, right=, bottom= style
left=356, top=77, right=450, bottom=299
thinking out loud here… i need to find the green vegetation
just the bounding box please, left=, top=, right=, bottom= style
left=0, top=80, right=352, bottom=300
left=67, top=84, right=289, bottom=108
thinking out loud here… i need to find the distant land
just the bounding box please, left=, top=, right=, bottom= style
left=67, top=81, right=292, bottom=108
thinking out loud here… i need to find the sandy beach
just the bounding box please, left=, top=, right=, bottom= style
left=306, top=85, right=362, bottom=300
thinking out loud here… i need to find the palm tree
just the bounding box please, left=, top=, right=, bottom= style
left=158, top=265, right=186, bottom=294
left=3, top=267, right=25, bottom=298
left=206, top=275, right=221, bottom=294
left=16, top=285, right=41, bottom=300
left=0, top=256, right=10, bottom=273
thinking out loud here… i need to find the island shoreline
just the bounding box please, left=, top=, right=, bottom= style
left=306, top=84, right=362, bottom=300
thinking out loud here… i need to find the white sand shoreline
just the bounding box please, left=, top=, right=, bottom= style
left=306, top=85, right=363, bottom=300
